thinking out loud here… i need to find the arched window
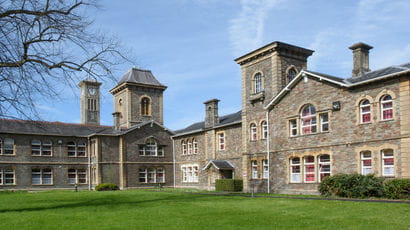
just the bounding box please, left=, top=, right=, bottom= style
left=193, top=139, right=198, bottom=154
left=382, top=149, right=394, bottom=176
left=318, top=155, right=330, bottom=182
left=253, top=73, right=263, bottom=94
left=145, top=138, right=157, bottom=156
left=290, top=157, right=301, bottom=183
left=261, top=121, right=268, bottom=139
left=77, top=141, right=86, bottom=157
left=250, top=123, right=257, bottom=141
left=67, top=141, right=76, bottom=157
left=359, top=99, right=371, bottom=123
left=141, top=97, right=151, bottom=116
left=380, top=95, right=393, bottom=120
left=4, top=138, right=14, bottom=155
left=31, top=139, right=41, bottom=156
left=300, top=104, right=317, bottom=134
left=181, top=140, right=186, bottom=155
left=187, top=139, right=192, bottom=155
left=42, top=140, right=52, bottom=156
left=360, top=151, right=372, bottom=175
left=287, top=68, right=297, bottom=83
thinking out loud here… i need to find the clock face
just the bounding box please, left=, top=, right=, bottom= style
left=88, top=88, right=96, bottom=96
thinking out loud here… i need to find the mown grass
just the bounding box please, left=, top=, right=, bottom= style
left=0, top=189, right=408, bottom=230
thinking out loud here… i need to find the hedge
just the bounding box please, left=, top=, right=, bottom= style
left=215, top=179, right=243, bottom=192
left=319, top=174, right=384, bottom=198
left=95, top=183, right=119, bottom=191
left=383, top=178, right=410, bottom=199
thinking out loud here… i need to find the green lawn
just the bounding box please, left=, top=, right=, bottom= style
left=0, top=190, right=408, bottom=230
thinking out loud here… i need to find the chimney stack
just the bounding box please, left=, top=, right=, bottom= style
left=112, top=112, right=121, bottom=131
left=204, top=99, right=219, bottom=128
left=349, top=42, right=373, bottom=77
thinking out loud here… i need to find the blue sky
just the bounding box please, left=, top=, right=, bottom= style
left=35, top=0, right=410, bottom=130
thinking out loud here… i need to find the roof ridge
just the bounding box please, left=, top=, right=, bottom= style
left=0, top=118, right=112, bottom=128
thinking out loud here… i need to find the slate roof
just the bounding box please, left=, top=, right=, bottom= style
left=203, top=160, right=235, bottom=170
left=0, top=119, right=116, bottom=137
left=118, top=68, right=166, bottom=88
left=345, top=62, right=410, bottom=84
left=173, top=110, right=242, bottom=136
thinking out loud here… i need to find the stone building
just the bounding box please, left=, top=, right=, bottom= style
left=0, top=68, right=174, bottom=190
left=1, top=41, right=409, bottom=194
left=174, top=41, right=410, bottom=194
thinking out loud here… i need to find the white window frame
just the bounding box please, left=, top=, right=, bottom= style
left=300, top=104, right=317, bottom=135
left=193, top=166, right=198, bottom=182
left=68, top=168, right=87, bottom=184
left=289, top=119, right=297, bottom=137
left=303, top=156, right=315, bottom=183
left=360, top=99, right=371, bottom=123
left=187, top=140, right=192, bottom=155
left=251, top=160, right=258, bottom=179
left=139, top=167, right=165, bottom=183
left=67, top=141, right=76, bottom=157
left=3, top=138, right=14, bottom=155
left=250, top=123, right=257, bottom=141
left=262, top=159, right=269, bottom=179
left=218, top=133, right=225, bottom=150
left=290, top=157, right=301, bottom=183
left=193, top=139, right=198, bottom=154
left=320, top=113, right=329, bottom=132
left=182, top=141, right=187, bottom=155
left=382, top=149, right=394, bottom=176
left=261, top=121, right=268, bottom=139
left=32, top=168, right=53, bottom=185
left=380, top=95, right=393, bottom=121
left=318, top=155, right=331, bottom=182
left=360, top=151, right=372, bottom=175
left=254, top=72, right=263, bottom=94
left=31, top=139, right=41, bottom=156
left=139, top=139, right=163, bottom=157
left=0, top=168, right=15, bottom=185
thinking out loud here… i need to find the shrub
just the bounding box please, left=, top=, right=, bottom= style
left=215, top=179, right=243, bottom=192
left=383, top=179, right=410, bottom=199
left=95, top=183, right=119, bottom=191
left=319, top=174, right=384, bottom=198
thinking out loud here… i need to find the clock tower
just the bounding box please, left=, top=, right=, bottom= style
left=79, top=79, right=102, bottom=125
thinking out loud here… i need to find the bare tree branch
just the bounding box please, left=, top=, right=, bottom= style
left=0, top=0, right=132, bottom=120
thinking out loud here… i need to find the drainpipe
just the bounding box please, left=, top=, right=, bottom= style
left=172, top=138, right=176, bottom=188
left=266, top=111, right=270, bottom=194
left=88, top=136, right=91, bottom=191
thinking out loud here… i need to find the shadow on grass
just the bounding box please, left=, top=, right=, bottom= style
left=0, top=193, right=211, bottom=213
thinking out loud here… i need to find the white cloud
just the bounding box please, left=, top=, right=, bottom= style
left=228, top=0, right=281, bottom=56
